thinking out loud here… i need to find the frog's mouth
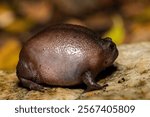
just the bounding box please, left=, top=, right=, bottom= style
left=113, top=46, right=119, bottom=60
left=108, top=41, right=119, bottom=64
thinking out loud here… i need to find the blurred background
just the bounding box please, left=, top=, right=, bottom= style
left=0, top=0, right=150, bottom=71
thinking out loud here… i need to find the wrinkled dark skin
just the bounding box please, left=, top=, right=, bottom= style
left=16, top=24, right=118, bottom=92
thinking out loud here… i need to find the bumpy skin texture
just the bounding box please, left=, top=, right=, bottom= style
left=16, top=24, right=118, bottom=92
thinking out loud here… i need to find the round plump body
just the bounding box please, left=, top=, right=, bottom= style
left=17, top=24, right=118, bottom=91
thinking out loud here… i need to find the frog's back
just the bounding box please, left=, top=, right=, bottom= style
left=17, top=24, right=103, bottom=86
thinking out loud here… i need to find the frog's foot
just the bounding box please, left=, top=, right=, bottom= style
left=82, top=71, right=108, bottom=93
left=19, top=77, right=44, bottom=91
left=84, top=83, right=108, bottom=92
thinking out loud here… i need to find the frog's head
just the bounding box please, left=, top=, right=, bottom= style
left=99, top=37, right=119, bottom=68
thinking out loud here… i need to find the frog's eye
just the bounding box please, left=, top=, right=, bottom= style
left=109, top=43, right=115, bottom=50
left=104, top=37, right=112, bottom=41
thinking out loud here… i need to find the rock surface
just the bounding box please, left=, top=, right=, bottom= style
left=0, top=42, right=150, bottom=100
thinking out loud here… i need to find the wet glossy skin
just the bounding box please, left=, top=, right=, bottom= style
left=16, top=24, right=118, bottom=92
